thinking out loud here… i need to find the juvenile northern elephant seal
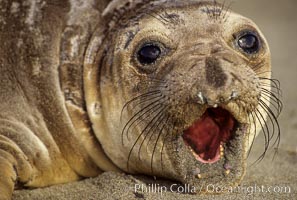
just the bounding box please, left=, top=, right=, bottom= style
left=0, top=0, right=282, bottom=199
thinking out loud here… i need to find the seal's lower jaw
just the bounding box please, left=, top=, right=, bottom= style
left=182, top=107, right=239, bottom=164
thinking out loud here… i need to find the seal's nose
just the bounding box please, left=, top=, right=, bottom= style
left=205, top=56, right=227, bottom=88
left=193, top=56, right=240, bottom=107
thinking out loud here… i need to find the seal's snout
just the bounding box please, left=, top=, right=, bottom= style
left=182, top=107, right=238, bottom=164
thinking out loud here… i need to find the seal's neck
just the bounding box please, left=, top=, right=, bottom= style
left=58, top=0, right=121, bottom=172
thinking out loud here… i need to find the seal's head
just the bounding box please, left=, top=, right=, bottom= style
left=84, top=0, right=281, bottom=190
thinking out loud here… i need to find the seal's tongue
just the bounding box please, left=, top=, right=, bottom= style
left=183, top=108, right=236, bottom=163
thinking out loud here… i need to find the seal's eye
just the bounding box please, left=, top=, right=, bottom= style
left=237, top=33, right=260, bottom=54
left=137, top=44, right=161, bottom=65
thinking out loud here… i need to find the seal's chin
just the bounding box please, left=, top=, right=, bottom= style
left=182, top=107, right=238, bottom=164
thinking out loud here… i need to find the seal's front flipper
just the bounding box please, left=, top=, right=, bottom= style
left=0, top=134, right=33, bottom=200
left=0, top=156, right=16, bottom=200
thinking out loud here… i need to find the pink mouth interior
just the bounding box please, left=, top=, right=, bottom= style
left=182, top=107, right=236, bottom=163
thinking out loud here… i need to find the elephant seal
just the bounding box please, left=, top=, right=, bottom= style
left=0, top=0, right=281, bottom=199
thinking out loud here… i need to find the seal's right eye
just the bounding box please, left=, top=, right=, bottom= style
left=137, top=44, right=161, bottom=65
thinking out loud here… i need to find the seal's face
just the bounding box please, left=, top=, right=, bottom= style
left=85, top=2, right=279, bottom=189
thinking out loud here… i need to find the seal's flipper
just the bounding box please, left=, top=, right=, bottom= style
left=0, top=132, right=33, bottom=200
left=0, top=156, right=16, bottom=200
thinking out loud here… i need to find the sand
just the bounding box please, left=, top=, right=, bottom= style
left=12, top=0, right=297, bottom=199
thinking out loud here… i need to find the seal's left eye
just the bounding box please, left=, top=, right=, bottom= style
left=238, top=33, right=260, bottom=54
left=137, top=44, right=161, bottom=65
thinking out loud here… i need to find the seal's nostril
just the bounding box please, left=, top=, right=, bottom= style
left=219, top=96, right=225, bottom=103
left=230, top=90, right=239, bottom=100
left=198, top=92, right=236, bottom=107
left=197, top=92, right=207, bottom=105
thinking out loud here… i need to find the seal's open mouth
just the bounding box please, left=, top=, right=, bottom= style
left=182, top=107, right=238, bottom=164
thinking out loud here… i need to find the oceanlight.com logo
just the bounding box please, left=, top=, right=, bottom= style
left=206, top=184, right=291, bottom=195
left=133, top=183, right=291, bottom=196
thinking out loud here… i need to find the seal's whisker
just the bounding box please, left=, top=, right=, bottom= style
left=260, top=89, right=282, bottom=109
left=258, top=101, right=276, bottom=142
left=122, top=93, right=163, bottom=119
left=261, top=87, right=282, bottom=104
left=146, top=114, right=165, bottom=152
left=260, top=93, right=282, bottom=115
left=150, top=115, right=170, bottom=174
left=261, top=87, right=282, bottom=100
left=222, top=1, right=233, bottom=23
left=259, top=77, right=281, bottom=87
left=125, top=101, right=165, bottom=142
left=252, top=110, right=270, bottom=164
left=204, top=4, right=215, bottom=22
left=147, top=12, right=168, bottom=26
left=121, top=90, right=162, bottom=119
left=212, top=0, right=228, bottom=23
left=247, top=112, right=258, bottom=158
left=213, top=0, right=220, bottom=21
left=259, top=77, right=280, bottom=88
left=259, top=77, right=281, bottom=90
left=259, top=99, right=281, bottom=147
left=121, top=98, right=165, bottom=145
left=156, top=9, right=172, bottom=24
left=260, top=89, right=283, bottom=115
left=260, top=79, right=283, bottom=108
left=161, top=118, right=176, bottom=172
left=219, top=0, right=227, bottom=18
left=259, top=79, right=279, bottom=88
left=140, top=78, right=169, bottom=90
left=256, top=107, right=271, bottom=144
left=259, top=82, right=281, bottom=93
left=260, top=83, right=282, bottom=110
left=126, top=105, right=166, bottom=171
left=216, top=0, right=229, bottom=23
left=251, top=91, right=281, bottom=165
left=138, top=109, right=168, bottom=161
